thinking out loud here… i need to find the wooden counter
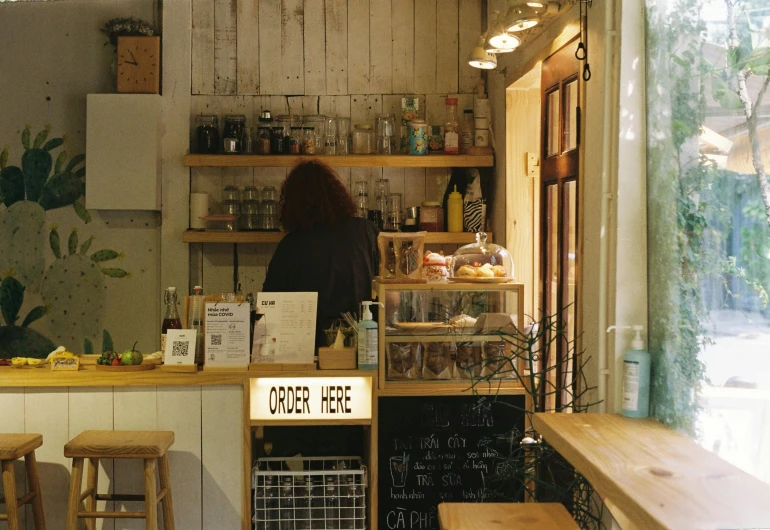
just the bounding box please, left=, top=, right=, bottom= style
left=532, top=412, right=770, bottom=530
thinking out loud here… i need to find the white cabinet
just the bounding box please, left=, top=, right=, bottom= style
left=86, top=94, right=161, bottom=210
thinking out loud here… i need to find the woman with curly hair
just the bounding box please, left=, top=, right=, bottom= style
left=262, top=160, right=379, bottom=347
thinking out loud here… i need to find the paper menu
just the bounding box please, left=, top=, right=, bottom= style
left=204, top=302, right=251, bottom=366
left=252, top=292, right=318, bottom=364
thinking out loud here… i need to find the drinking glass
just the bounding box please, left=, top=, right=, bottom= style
left=324, top=117, right=338, bottom=155
left=384, top=193, right=403, bottom=231
left=375, top=113, right=395, bottom=154
left=337, top=117, right=351, bottom=155
left=353, top=180, right=369, bottom=218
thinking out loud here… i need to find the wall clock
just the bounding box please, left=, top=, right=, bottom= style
left=116, top=36, right=160, bottom=94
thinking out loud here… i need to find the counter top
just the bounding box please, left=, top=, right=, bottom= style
left=532, top=412, right=770, bottom=530
left=0, top=366, right=374, bottom=387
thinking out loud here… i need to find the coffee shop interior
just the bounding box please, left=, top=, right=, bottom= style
left=1, top=0, right=770, bottom=529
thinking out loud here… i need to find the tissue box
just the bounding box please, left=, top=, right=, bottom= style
left=318, top=347, right=357, bottom=370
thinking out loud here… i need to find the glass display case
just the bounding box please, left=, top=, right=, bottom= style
left=376, top=281, right=525, bottom=393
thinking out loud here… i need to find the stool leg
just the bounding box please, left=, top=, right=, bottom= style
left=66, top=457, right=84, bottom=530
left=158, top=454, right=175, bottom=530
left=84, top=458, right=98, bottom=530
left=1, top=459, right=20, bottom=530
left=24, top=451, right=46, bottom=530
left=144, top=458, right=158, bottom=530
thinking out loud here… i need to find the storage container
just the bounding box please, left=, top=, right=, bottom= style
left=419, top=201, right=444, bottom=232
left=352, top=124, right=374, bottom=154
left=451, top=232, right=514, bottom=279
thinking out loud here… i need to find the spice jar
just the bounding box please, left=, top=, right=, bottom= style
left=223, top=114, right=246, bottom=153
left=271, top=127, right=287, bottom=154
left=420, top=201, right=444, bottom=232
left=407, top=119, right=429, bottom=155
left=302, top=115, right=327, bottom=153
left=256, top=126, right=272, bottom=154
left=195, top=114, right=219, bottom=154
left=352, top=124, right=374, bottom=154
left=302, top=127, right=318, bottom=155
left=288, top=127, right=303, bottom=154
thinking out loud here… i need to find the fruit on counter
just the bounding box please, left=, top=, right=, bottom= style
left=96, top=350, right=122, bottom=366
left=120, top=342, right=143, bottom=366
left=11, top=357, right=27, bottom=366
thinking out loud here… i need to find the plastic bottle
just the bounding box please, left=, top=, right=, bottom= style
left=443, top=97, right=460, bottom=154
left=357, top=301, right=378, bottom=370
left=460, top=109, right=474, bottom=153
left=447, top=185, right=463, bottom=233
left=160, top=287, right=182, bottom=359
left=621, top=325, right=651, bottom=418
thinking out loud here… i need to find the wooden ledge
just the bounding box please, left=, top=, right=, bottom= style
left=532, top=413, right=770, bottom=530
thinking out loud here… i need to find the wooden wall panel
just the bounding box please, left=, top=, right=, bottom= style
left=281, top=0, right=305, bottom=94
left=458, top=0, right=482, bottom=93
left=319, top=95, right=351, bottom=118
left=236, top=0, right=260, bottom=95
left=258, top=0, right=282, bottom=95
left=192, top=0, right=215, bottom=94
left=303, top=0, right=327, bottom=95
left=435, top=0, right=459, bottom=94
left=391, top=0, right=415, bottom=94
left=202, top=386, right=244, bottom=530
left=413, top=0, right=437, bottom=94
left=325, top=0, right=348, bottom=95
left=347, top=0, right=370, bottom=94
left=350, top=94, right=383, bottom=125
left=214, top=0, right=238, bottom=95
left=369, top=0, right=393, bottom=94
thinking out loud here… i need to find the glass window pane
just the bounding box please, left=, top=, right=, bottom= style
left=564, top=80, right=578, bottom=151
left=562, top=180, right=577, bottom=405
left=546, top=89, right=560, bottom=157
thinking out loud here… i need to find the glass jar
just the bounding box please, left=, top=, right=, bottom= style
left=419, top=201, right=444, bottom=232
left=324, top=117, right=338, bottom=155
left=288, top=127, right=303, bottom=154
left=302, top=127, right=319, bottom=155
left=239, top=187, right=260, bottom=231
left=260, top=185, right=279, bottom=231
left=274, top=115, right=296, bottom=154
left=301, top=115, right=327, bottom=153
left=451, top=232, right=514, bottom=279
left=337, top=117, right=351, bottom=155
left=256, top=126, right=272, bottom=154
left=375, top=113, right=395, bottom=155
left=271, top=127, right=287, bottom=154
left=195, top=114, right=219, bottom=154
left=352, top=124, right=374, bottom=154
left=222, top=185, right=241, bottom=216
left=223, top=114, right=246, bottom=153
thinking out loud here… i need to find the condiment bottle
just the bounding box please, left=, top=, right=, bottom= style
left=460, top=109, right=474, bottom=153
left=443, top=97, right=460, bottom=154
left=447, top=185, right=463, bottom=232
left=160, top=287, right=182, bottom=360
left=358, top=301, right=378, bottom=370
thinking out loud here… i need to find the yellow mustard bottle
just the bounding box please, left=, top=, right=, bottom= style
left=447, top=185, right=463, bottom=233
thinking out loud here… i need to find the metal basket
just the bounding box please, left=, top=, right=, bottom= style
left=252, top=456, right=367, bottom=530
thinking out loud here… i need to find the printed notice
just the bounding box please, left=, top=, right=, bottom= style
left=204, top=302, right=251, bottom=366
left=252, top=292, right=318, bottom=364
left=163, top=329, right=196, bottom=365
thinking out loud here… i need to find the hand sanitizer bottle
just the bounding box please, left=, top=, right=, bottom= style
left=357, top=301, right=378, bottom=370
left=621, top=325, right=651, bottom=418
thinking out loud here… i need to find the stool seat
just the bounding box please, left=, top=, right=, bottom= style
left=438, top=502, right=579, bottom=530
left=0, top=433, right=42, bottom=460
left=64, top=430, right=174, bottom=459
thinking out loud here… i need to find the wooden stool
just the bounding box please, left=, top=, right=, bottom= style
left=64, top=430, right=175, bottom=530
left=0, top=434, right=46, bottom=530
left=438, top=502, right=580, bottom=530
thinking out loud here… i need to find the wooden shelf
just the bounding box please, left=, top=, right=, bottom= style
left=377, top=380, right=524, bottom=396
left=183, top=153, right=494, bottom=168
left=182, top=230, right=489, bottom=245
left=532, top=413, right=770, bottom=530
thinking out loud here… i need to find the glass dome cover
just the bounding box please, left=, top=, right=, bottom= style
left=451, top=232, right=514, bottom=279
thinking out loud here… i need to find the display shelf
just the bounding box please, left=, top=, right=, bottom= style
left=182, top=230, right=491, bottom=245
left=183, top=153, right=494, bottom=168
left=377, top=381, right=524, bottom=396
left=384, top=333, right=512, bottom=342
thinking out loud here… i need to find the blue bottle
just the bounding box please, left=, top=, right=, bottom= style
left=621, top=325, right=651, bottom=418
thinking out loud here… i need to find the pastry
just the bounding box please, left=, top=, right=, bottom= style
left=492, top=264, right=507, bottom=277
left=477, top=263, right=495, bottom=278
left=456, top=265, right=478, bottom=278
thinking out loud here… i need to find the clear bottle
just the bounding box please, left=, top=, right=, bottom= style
left=265, top=475, right=279, bottom=530
left=460, top=109, right=474, bottom=153
left=339, top=475, right=355, bottom=529
left=160, top=287, right=182, bottom=360
left=294, top=476, right=310, bottom=530
left=443, top=97, right=460, bottom=154
left=622, top=326, right=651, bottom=418
left=368, top=178, right=390, bottom=231
left=309, top=477, right=325, bottom=525
left=190, top=285, right=205, bottom=365
left=279, top=477, right=294, bottom=530
left=324, top=477, right=339, bottom=527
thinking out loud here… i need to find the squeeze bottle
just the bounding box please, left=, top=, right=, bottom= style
left=357, top=301, right=379, bottom=370
left=447, top=185, right=463, bottom=233
left=621, top=325, right=651, bottom=418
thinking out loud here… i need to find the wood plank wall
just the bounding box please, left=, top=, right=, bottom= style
left=0, top=386, right=243, bottom=530
left=189, top=0, right=483, bottom=295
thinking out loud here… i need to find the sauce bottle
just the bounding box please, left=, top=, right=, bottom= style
left=160, top=287, right=183, bottom=360
left=443, top=97, right=460, bottom=154
left=447, top=185, right=463, bottom=232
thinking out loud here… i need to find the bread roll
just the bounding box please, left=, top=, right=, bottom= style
left=456, top=265, right=478, bottom=278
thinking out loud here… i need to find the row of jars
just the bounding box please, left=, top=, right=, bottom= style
left=195, top=112, right=401, bottom=156
left=221, top=185, right=279, bottom=231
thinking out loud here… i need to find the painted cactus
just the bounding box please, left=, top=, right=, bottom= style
left=40, top=227, right=129, bottom=347
left=0, top=126, right=89, bottom=292
left=0, top=272, right=56, bottom=359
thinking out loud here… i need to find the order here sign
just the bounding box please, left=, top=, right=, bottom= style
left=250, top=377, right=372, bottom=422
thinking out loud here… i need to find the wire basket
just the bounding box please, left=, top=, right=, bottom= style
left=252, top=456, right=367, bottom=530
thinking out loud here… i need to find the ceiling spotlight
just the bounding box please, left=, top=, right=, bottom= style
left=469, top=38, right=498, bottom=69
left=504, top=3, right=540, bottom=32
left=487, top=31, right=521, bottom=52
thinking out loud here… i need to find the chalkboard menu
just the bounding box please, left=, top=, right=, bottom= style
left=378, top=395, right=525, bottom=530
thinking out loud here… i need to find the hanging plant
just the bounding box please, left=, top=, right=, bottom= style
left=100, top=17, right=158, bottom=49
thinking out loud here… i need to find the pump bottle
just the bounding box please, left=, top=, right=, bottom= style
left=621, top=325, right=651, bottom=418
left=358, top=301, right=378, bottom=370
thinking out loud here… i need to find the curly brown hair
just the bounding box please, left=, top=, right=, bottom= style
left=279, top=160, right=357, bottom=232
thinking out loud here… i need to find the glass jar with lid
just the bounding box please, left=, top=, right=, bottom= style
left=221, top=185, right=241, bottom=216
left=288, top=127, right=303, bottom=154
left=273, top=115, right=296, bottom=154
left=195, top=114, right=219, bottom=154
left=271, top=127, right=287, bottom=154
left=256, top=110, right=273, bottom=154
left=223, top=114, right=246, bottom=153
left=301, top=115, right=327, bottom=153
left=240, top=186, right=260, bottom=231
left=451, top=232, right=514, bottom=279
left=302, top=127, right=319, bottom=155
left=352, top=124, right=374, bottom=154
left=419, top=201, right=444, bottom=232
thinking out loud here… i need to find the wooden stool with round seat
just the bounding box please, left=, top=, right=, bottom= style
left=0, top=433, right=46, bottom=530
left=64, top=430, right=175, bottom=530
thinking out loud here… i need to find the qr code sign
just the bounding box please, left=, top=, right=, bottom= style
left=211, top=334, right=222, bottom=346
left=171, top=341, right=189, bottom=357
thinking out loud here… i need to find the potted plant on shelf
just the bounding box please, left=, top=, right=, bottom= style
left=101, top=17, right=160, bottom=93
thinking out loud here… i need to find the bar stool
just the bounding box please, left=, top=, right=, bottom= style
left=64, top=430, right=175, bottom=530
left=0, top=433, right=46, bottom=530
left=438, top=502, right=580, bottom=530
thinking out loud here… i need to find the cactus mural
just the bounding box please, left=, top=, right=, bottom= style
left=0, top=126, right=89, bottom=293
left=40, top=226, right=129, bottom=348
left=0, top=272, right=56, bottom=358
